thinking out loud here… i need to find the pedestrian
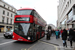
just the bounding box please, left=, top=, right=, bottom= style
left=55, top=29, right=59, bottom=39
left=69, top=28, right=74, bottom=48
left=73, top=28, right=75, bottom=42
left=58, top=30, right=60, bottom=38
left=46, top=26, right=51, bottom=40
left=60, top=29, right=63, bottom=34
left=60, top=29, right=63, bottom=38
left=51, top=29, right=54, bottom=36
left=62, top=29, right=67, bottom=47
left=53, top=29, right=55, bottom=35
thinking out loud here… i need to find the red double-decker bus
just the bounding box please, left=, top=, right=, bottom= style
left=13, top=8, right=46, bottom=42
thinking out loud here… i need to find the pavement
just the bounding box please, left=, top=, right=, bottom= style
left=40, top=35, right=75, bottom=50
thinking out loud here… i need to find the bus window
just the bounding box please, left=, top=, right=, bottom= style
left=16, top=10, right=32, bottom=15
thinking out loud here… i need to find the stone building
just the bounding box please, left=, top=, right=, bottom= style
left=0, top=0, right=17, bottom=32
left=57, top=0, right=75, bottom=29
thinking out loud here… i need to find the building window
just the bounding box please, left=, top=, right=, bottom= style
left=7, top=12, right=9, bottom=16
left=2, top=17, right=4, bottom=23
left=67, top=2, right=69, bottom=7
left=7, top=18, right=9, bottom=24
left=70, top=0, right=71, bottom=4
left=4, top=4, right=5, bottom=7
left=3, top=10, right=5, bottom=15
left=11, top=8, right=13, bottom=11
left=66, top=5, right=67, bottom=9
left=14, top=15, right=15, bottom=17
left=73, top=6, right=75, bottom=15
left=61, top=19, right=66, bottom=29
left=8, top=7, right=9, bottom=9
left=11, top=14, right=12, bottom=17
left=11, top=19, right=12, bottom=24
left=68, top=10, right=73, bottom=19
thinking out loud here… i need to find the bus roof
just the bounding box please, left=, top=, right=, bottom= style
left=18, top=8, right=34, bottom=10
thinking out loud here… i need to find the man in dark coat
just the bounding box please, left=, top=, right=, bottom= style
left=47, top=29, right=51, bottom=40
left=73, top=29, right=75, bottom=42
left=46, top=26, right=51, bottom=40
left=69, top=28, right=74, bottom=48
left=62, top=29, right=67, bottom=47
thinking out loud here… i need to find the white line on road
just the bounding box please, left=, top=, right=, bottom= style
left=0, top=40, right=16, bottom=46
left=28, top=43, right=37, bottom=50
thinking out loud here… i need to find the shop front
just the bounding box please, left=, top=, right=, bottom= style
left=0, top=25, right=4, bottom=32
left=67, top=15, right=75, bottom=29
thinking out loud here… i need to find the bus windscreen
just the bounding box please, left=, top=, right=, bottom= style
left=14, top=23, right=30, bottom=36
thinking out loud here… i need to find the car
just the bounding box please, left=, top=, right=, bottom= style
left=3, top=29, right=13, bottom=38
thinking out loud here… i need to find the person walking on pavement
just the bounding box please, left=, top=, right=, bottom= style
left=73, top=28, right=75, bottom=42
left=51, top=29, right=54, bottom=36
left=58, top=30, right=60, bottom=38
left=46, top=26, right=51, bottom=40
left=60, top=29, right=63, bottom=38
left=69, top=28, right=74, bottom=48
left=55, top=29, right=59, bottom=39
left=62, top=29, right=67, bottom=47
left=60, top=29, right=63, bottom=34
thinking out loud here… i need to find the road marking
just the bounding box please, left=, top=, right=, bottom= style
left=0, top=40, right=16, bottom=46
left=28, top=43, right=37, bottom=50
left=28, top=40, right=59, bottom=50
left=21, top=48, right=26, bottom=50
left=25, top=49, right=26, bottom=50
left=39, top=40, right=59, bottom=50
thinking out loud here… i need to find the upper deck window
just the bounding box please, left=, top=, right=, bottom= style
left=16, top=10, right=32, bottom=15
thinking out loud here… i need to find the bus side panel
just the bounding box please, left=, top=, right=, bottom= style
left=13, top=32, right=32, bottom=42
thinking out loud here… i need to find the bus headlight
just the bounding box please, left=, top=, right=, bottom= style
left=28, top=37, right=30, bottom=40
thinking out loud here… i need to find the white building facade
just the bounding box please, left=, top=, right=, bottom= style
left=57, top=0, right=75, bottom=29
left=0, top=0, right=17, bottom=32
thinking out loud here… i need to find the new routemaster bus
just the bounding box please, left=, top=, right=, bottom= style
left=13, top=8, right=46, bottom=42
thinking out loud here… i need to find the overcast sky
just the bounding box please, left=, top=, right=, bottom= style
left=3, top=0, right=59, bottom=26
